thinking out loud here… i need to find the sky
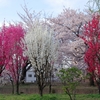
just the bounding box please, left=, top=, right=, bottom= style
left=0, top=0, right=89, bottom=25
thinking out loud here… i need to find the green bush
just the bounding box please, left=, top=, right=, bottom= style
left=58, top=67, right=82, bottom=100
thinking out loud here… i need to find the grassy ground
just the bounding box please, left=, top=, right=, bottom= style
left=0, top=94, right=100, bottom=100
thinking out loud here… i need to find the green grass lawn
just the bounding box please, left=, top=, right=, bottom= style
left=0, top=94, right=100, bottom=100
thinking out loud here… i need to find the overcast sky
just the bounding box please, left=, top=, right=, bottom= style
left=0, top=0, right=89, bottom=25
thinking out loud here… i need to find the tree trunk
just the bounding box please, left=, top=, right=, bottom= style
left=7, top=73, right=14, bottom=94
left=98, top=84, right=100, bottom=94
left=16, top=80, right=19, bottom=95
left=11, top=80, right=14, bottom=94
left=89, top=75, right=95, bottom=86
left=40, top=89, right=43, bottom=97
left=96, top=79, right=100, bottom=94
left=49, top=72, right=52, bottom=94
left=68, top=94, right=73, bottom=100
left=38, top=85, right=43, bottom=96
left=66, top=88, right=73, bottom=100
left=49, top=84, right=52, bottom=94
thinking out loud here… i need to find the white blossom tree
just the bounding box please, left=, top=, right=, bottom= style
left=25, top=21, right=58, bottom=96
left=18, top=6, right=58, bottom=96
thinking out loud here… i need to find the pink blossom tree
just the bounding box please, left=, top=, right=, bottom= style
left=48, top=8, right=90, bottom=71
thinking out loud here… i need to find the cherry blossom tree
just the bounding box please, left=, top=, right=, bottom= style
left=48, top=8, right=90, bottom=71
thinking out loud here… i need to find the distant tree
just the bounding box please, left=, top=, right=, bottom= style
left=87, top=0, right=100, bottom=13
left=0, top=24, right=26, bottom=94
left=58, top=67, right=82, bottom=100
left=80, top=14, right=100, bottom=93
left=0, top=70, right=10, bottom=85
left=0, top=70, right=14, bottom=93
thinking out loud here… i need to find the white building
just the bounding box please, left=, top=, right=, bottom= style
left=25, top=67, right=36, bottom=83
left=25, top=63, right=67, bottom=83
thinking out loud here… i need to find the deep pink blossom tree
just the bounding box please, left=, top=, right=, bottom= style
left=80, top=14, right=100, bottom=93
left=0, top=24, right=26, bottom=94
left=0, top=31, right=6, bottom=75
